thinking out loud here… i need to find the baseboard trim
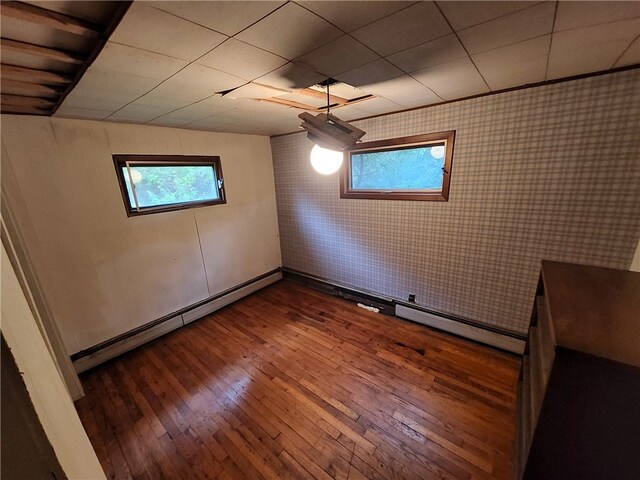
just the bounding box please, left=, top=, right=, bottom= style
left=71, top=269, right=282, bottom=373
left=283, top=267, right=525, bottom=354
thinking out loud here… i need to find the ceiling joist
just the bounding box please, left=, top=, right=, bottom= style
left=1, top=1, right=102, bottom=38
left=0, top=104, right=52, bottom=115
left=1, top=79, right=60, bottom=97
left=1, top=64, right=72, bottom=85
left=1, top=94, right=55, bottom=108
left=1, top=38, right=83, bottom=64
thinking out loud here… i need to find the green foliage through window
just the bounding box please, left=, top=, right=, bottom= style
left=350, top=144, right=445, bottom=190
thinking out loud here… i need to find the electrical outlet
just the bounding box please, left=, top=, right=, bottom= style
left=408, top=294, right=416, bottom=303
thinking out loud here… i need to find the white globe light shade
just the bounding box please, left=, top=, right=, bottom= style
left=431, top=145, right=445, bottom=159
left=310, top=144, right=343, bottom=175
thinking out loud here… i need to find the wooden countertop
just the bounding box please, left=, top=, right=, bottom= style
left=541, top=261, right=640, bottom=367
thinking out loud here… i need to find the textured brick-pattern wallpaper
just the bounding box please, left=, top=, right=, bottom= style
left=271, top=70, right=640, bottom=335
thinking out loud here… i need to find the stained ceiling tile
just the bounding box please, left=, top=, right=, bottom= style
left=473, top=36, right=550, bottom=90
left=197, top=39, right=288, bottom=81
left=547, top=19, right=639, bottom=79
left=295, top=35, right=380, bottom=77
left=148, top=64, right=246, bottom=102
left=554, top=1, right=640, bottom=32
left=255, top=63, right=325, bottom=90
left=335, top=58, right=405, bottom=88
left=386, top=34, right=468, bottom=74
left=109, top=3, right=227, bottom=61
left=298, top=1, right=415, bottom=33
left=235, top=3, right=342, bottom=59
left=437, top=1, right=540, bottom=31
left=360, top=75, right=441, bottom=108
left=412, top=57, right=489, bottom=100
left=615, top=37, right=640, bottom=67
left=91, top=43, right=188, bottom=80
left=457, top=2, right=555, bottom=55
left=351, top=2, right=452, bottom=57
left=148, top=1, right=286, bottom=36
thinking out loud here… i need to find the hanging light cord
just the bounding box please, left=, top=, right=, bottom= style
left=326, top=82, right=330, bottom=117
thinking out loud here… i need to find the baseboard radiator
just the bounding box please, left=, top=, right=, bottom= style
left=72, top=270, right=282, bottom=373
left=284, top=268, right=525, bottom=355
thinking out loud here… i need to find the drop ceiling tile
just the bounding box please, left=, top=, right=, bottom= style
left=76, top=68, right=161, bottom=96
left=149, top=1, right=286, bottom=36
left=554, top=1, right=640, bottom=32
left=235, top=3, right=342, bottom=59
left=362, top=76, right=441, bottom=108
left=412, top=57, right=489, bottom=100
left=346, top=96, right=403, bottom=115
left=62, top=84, right=140, bottom=111
left=335, top=58, right=405, bottom=88
left=147, top=116, right=193, bottom=128
left=54, top=106, right=112, bottom=121
left=437, top=1, right=540, bottom=31
left=129, top=94, right=193, bottom=111
left=167, top=97, right=236, bottom=121
left=255, top=63, right=325, bottom=90
left=386, top=34, right=468, bottom=73
left=615, top=37, right=640, bottom=67
left=108, top=104, right=172, bottom=123
left=110, top=3, right=228, bottom=61
left=473, top=36, right=550, bottom=90
left=197, top=39, right=288, bottom=81
left=91, top=43, right=188, bottom=80
left=149, top=64, right=246, bottom=102
left=547, top=18, right=639, bottom=79
left=298, top=1, right=415, bottom=33
left=223, top=83, right=287, bottom=99
left=458, top=2, right=555, bottom=55
left=186, top=115, right=243, bottom=131
left=295, top=35, right=380, bottom=77
left=350, top=2, right=452, bottom=57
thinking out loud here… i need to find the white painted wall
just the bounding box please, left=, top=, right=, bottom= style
left=1, top=243, right=106, bottom=479
left=1, top=116, right=281, bottom=354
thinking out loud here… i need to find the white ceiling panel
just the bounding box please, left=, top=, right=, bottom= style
left=91, top=43, right=188, bottom=80
left=108, top=104, right=173, bottom=123
left=157, top=97, right=235, bottom=122
left=437, top=1, right=541, bottom=31
left=458, top=2, right=555, bottom=55
left=615, top=37, right=640, bottom=68
left=129, top=94, right=193, bottom=111
left=109, top=3, right=228, bottom=62
left=235, top=3, right=342, bottom=59
left=62, top=83, right=140, bottom=112
left=149, top=1, right=286, bottom=36
left=223, top=83, right=287, bottom=100
left=359, top=75, right=441, bottom=108
left=347, top=96, right=403, bottom=115
left=473, top=36, right=550, bottom=90
left=255, top=63, right=325, bottom=90
left=146, top=116, right=193, bottom=128
left=148, top=64, right=246, bottom=102
left=548, top=19, right=639, bottom=79
left=554, top=1, right=640, bottom=32
left=412, top=57, right=489, bottom=100
left=351, top=2, right=452, bottom=57
left=295, top=35, right=380, bottom=77
left=298, top=1, right=415, bottom=33
left=76, top=68, right=160, bottom=97
left=197, top=39, right=288, bottom=81
left=54, top=106, right=112, bottom=121
left=386, top=34, right=468, bottom=74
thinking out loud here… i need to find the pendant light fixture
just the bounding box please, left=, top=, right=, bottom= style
left=299, top=80, right=366, bottom=175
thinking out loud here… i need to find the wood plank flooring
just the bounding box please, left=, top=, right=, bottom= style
left=75, top=280, right=520, bottom=480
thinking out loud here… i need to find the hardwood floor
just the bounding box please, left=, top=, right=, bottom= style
left=75, top=280, right=520, bottom=480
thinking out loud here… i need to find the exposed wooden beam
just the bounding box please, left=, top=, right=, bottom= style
left=1, top=94, right=56, bottom=108
left=1, top=104, right=51, bottom=115
left=258, top=97, right=317, bottom=110
left=1, top=1, right=102, bottom=38
left=1, top=79, right=60, bottom=97
left=1, top=64, right=72, bottom=85
left=1, top=38, right=83, bottom=64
